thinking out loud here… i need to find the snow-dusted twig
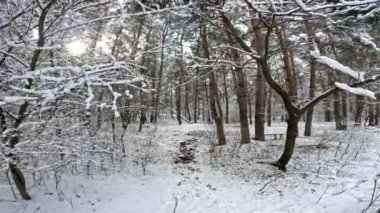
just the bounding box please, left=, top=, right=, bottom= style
left=172, top=193, right=179, bottom=213
left=362, top=174, right=380, bottom=213
left=258, top=174, right=283, bottom=192
left=316, top=184, right=330, bottom=204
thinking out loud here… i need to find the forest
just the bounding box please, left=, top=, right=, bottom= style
left=0, top=0, right=379, bottom=212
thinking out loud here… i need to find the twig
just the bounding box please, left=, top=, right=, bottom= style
left=172, top=194, right=178, bottom=213
left=362, top=174, right=380, bottom=213
left=259, top=175, right=282, bottom=192
left=316, top=185, right=329, bottom=203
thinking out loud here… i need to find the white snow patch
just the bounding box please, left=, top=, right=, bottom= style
left=85, top=86, right=94, bottom=110
left=311, top=51, right=364, bottom=81
left=335, top=82, right=376, bottom=100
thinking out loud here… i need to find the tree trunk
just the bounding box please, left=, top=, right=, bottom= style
left=320, top=72, right=333, bottom=122
left=376, top=103, right=380, bottom=126
left=274, top=114, right=300, bottom=171
left=170, top=89, right=174, bottom=119
left=9, top=163, right=31, bottom=200
left=153, top=25, right=168, bottom=123
left=233, top=64, right=250, bottom=144
left=267, top=88, right=272, bottom=127
left=368, top=102, right=376, bottom=126
left=333, top=91, right=345, bottom=130
left=97, top=89, right=103, bottom=130
left=205, top=77, right=211, bottom=123
left=200, top=24, right=226, bottom=145
left=194, top=78, right=199, bottom=123
left=354, top=95, right=365, bottom=126
left=251, top=15, right=266, bottom=141
left=304, top=20, right=316, bottom=136
left=341, top=91, right=348, bottom=129
left=274, top=25, right=297, bottom=102
left=175, top=80, right=182, bottom=125
left=223, top=67, right=229, bottom=124
left=6, top=0, right=58, bottom=200
left=139, top=89, right=147, bottom=132
left=184, top=74, right=191, bottom=121
left=150, top=65, right=156, bottom=123
left=224, top=31, right=250, bottom=144
left=246, top=75, right=253, bottom=125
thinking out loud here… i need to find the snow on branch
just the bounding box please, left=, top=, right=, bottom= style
left=335, top=82, right=376, bottom=100
left=310, top=50, right=365, bottom=81
left=354, top=34, right=379, bottom=51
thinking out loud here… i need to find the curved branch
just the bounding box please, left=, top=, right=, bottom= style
left=300, top=75, right=380, bottom=115
left=259, top=58, right=295, bottom=112
left=0, top=50, right=29, bottom=68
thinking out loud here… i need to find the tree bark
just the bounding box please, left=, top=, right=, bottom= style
left=274, top=25, right=298, bottom=102
left=304, top=20, right=317, bottom=136
left=246, top=75, right=253, bottom=125
left=333, top=90, right=345, bottom=130
left=200, top=24, right=226, bottom=145
left=224, top=30, right=250, bottom=144
left=170, top=89, right=174, bottom=119
left=368, top=102, right=376, bottom=126
left=251, top=14, right=266, bottom=141
left=6, top=0, right=57, bottom=200
left=175, top=75, right=182, bottom=125
left=185, top=83, right=191, bottom=121
left=341, top=91, right=348, bottom=129
left=376, top=103, right=380, bottom=126
left=274, top=114, right=300, bottom=171
left=222, top=67, right=229, bottom=124
left=354, top=95, right=365, bottom=126
left=139, top=89, right=147, bottom=132
left=153, top=25, right=168, bottom=123
left=193, top=78, right=199, bottom=123
left=267, top=88, right=272, bottom=127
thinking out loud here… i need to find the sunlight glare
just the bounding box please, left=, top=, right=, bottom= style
left=67, top=41, right=87, bottom=56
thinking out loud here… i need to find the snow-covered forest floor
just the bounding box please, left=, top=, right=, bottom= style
left=1, top=121, right=380, bottom=213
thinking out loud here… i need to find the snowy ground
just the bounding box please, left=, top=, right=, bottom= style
left=1, top=121, right=380, bottom=213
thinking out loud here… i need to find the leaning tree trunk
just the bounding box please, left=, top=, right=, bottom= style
left=275, top=25, right=297, bottom=102
left=9, top=163, right=31, bottom=200
left=274, top=113, right=300, bottom=171
left=6, top=0, right=59, bottom=200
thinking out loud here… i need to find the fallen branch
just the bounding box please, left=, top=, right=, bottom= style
left=259, top=174, right=283, bottom=192
left=172, top=194, right=178, bottom=213
left=362, top=174, right=380, bottom=213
